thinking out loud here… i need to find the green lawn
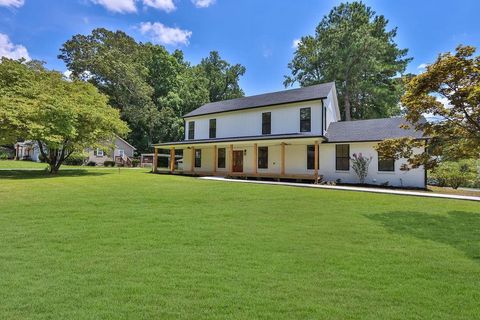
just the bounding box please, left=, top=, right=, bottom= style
left=0, top=167, right=479, bottom=319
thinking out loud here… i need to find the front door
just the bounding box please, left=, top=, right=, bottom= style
left=232, top=150, right=243, bottom=172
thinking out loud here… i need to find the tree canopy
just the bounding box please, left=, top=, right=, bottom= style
left=285, top=1, right=411, bottom=120
left=0, top=58, right=129, bottom=173
left=376, top=45, right=480, bottom=169
left=59, top=29, right=246, bottom=152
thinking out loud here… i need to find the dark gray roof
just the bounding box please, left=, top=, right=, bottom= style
left=184, top=82, right=335, bottom=118
left=154, top=133, right=323, bottom=147
left=326, top=117, right=426, bottom=142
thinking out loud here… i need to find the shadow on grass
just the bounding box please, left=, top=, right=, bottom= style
left=0, top=169, right=109, bottom=180
left=368, top=211, right=480, bottom=263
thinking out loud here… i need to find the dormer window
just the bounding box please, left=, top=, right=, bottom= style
left=209, top=119, right=216, bottom=139
left=188, top=121, right=195, bottom=140
left=300, top=107, right=311, bottom=132
left=262, top=112, right=271, bottom=135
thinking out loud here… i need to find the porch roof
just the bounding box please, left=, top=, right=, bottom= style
left=154, top=133, right=324, bottom=148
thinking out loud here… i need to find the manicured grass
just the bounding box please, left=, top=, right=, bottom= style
left=0, top=159, right=50, bottom=169
left=0, top=168, right=479, bottom=319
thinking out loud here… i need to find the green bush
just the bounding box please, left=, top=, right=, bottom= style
left=0, top=151, right=9, bottom=160
left=64, top=152, right=86, bottom=166
left=131, top=159, right=140, bottom=167
left=431, top=160, right=478, bottom=189
left=103, top=160, right=115, bottom=167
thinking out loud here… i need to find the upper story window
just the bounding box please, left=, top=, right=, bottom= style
left=262, top=112, right=271, bottom=135
left=323, top=103, right=327, bottom=134
left=335, top=144, right=350, bottom=171
left=300, top=107, right=311, bottom=132
left=258, top=146, right=268, bottom=169
left=95, top=148, right=104, bottom=157
left=188, top=121, right=195, bottom=140
left=378, top=152, right=395, bottom=172
left=209, top=119, right=216, bottom=139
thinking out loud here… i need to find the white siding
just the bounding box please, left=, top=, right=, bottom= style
left=185, top=99, right=328, bottom=140
left=319, top=142, right=425, bottom=188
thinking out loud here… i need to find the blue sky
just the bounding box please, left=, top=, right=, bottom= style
left=1, top=0, right=479, bottom=96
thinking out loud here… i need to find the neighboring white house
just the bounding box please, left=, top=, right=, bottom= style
left=153, top=82, right=427, bottom=188
left=15, top=135, right=136, bottom=166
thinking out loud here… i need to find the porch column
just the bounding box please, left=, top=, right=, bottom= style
left=228, top=144, right=233, bottom=174
left=314, top=140, right=319, bottom=179
left=153, top=147, right=158, bottom=173
left=213, top=145, right=217, bottom=174
left=253, top=143, right=257, bottom=174
left=191, top=147, right=195, bottom=173
left=169, top=147, right=175, bottom=173
left=280, top=142, right=286, bottom=175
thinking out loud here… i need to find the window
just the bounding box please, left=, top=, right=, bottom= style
left=335, top=144, right=350, bottom=171
left=95, top=148, right=104, bottom=157
left=118, top=149, right=124, bottom=158
left=217, top=148, right=226, bottom=168
left=307, top=145, right=316, bottom=170
left=209, top=119, right=216, bottom=139
left=258, top=146, right=268, bottom=169
left=262, top=112, right=271, bottom=135
left=378, top=152, right=395, bottom=172
left=188, top=121, right=195, bottom=140
left=195, top=149, right=201, bottom=168
left=300, top=107, right=311, bottom=132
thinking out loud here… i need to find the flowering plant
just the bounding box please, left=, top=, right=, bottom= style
left=351, top=153, right=372, bottom=184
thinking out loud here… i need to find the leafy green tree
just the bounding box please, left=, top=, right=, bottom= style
left=59, top=29, right=246, bottom=151
left=198, top=51, right=246, bottom=102
left=0, top=58, right=129, bottom=173
left=376, top=45, right=480, bottom=169
left=285, top=2, right=411, bottom=120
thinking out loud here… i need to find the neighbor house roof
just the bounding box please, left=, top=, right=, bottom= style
left=184, top=82, right=335, bottom=118
left=326, top=117, right=426, bottom=143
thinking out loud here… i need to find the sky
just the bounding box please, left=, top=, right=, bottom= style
left=0, top=0, right=479, bottom=96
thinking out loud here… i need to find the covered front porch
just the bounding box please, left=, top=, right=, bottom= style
left=153, top=135, right=324, bottom=181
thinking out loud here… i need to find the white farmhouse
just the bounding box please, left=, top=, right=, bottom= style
left=153, top=82, right=427, bottom=188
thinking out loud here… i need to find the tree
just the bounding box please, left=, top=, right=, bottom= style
left=376, top=45, right=480, bottom=169
left=198, top=51, right=246, bottom=102
left=0, top=58, right=129, bottom=173
left=285, top=2, right=411, bottom=120
left=59, top=29, right=246, bottom=151
left=351, top=153, right=372, bottom=184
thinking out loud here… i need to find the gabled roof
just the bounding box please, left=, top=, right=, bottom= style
left=326, top=117, right=426, bottom=143
left=184, top=82, right=335, bottom=118
left=114, top=134, right=136, bottom=150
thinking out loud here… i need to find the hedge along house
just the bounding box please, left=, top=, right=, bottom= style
left=153, top=82, right=427, bottom=188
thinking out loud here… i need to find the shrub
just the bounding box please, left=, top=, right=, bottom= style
left=103, top=160, right=115, bottom=167
left=86, top=161, right=96, bottom=166
left=64, top=152, right=86, bottom=166
left=351, top=153, right=372, bottom=184
left=0, top=151, right=9, bottom=160
left=431, top=160, right=477, bottom=189
left=131, top=159, right=140, bottom=167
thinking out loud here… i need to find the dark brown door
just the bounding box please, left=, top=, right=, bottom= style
left=232, top=150, right=243, bottom=172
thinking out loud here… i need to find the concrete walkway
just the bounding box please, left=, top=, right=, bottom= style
left=199, top=176, right=480, bottom=202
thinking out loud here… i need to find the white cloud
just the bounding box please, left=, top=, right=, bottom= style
left=143, top=0, right=175, bottom=12
left=0, top=33, right=30, bottom=60
left=191, top=0, right=215, bottom=8
left=417, top=63, right=428, bottom=70
left=63, top=70, right=72, bottom=80
left=292, top=38, right=301, bottom=49
left=90, top=0, right=137, bottom=13
left=139, top=22, right=192, bottom=46
left=0, top=0, right=24, bottom=8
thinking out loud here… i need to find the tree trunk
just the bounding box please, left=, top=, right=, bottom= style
left=344, top=91, right=352, bottom=121
left=343, top=79, right=352, bottom=121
